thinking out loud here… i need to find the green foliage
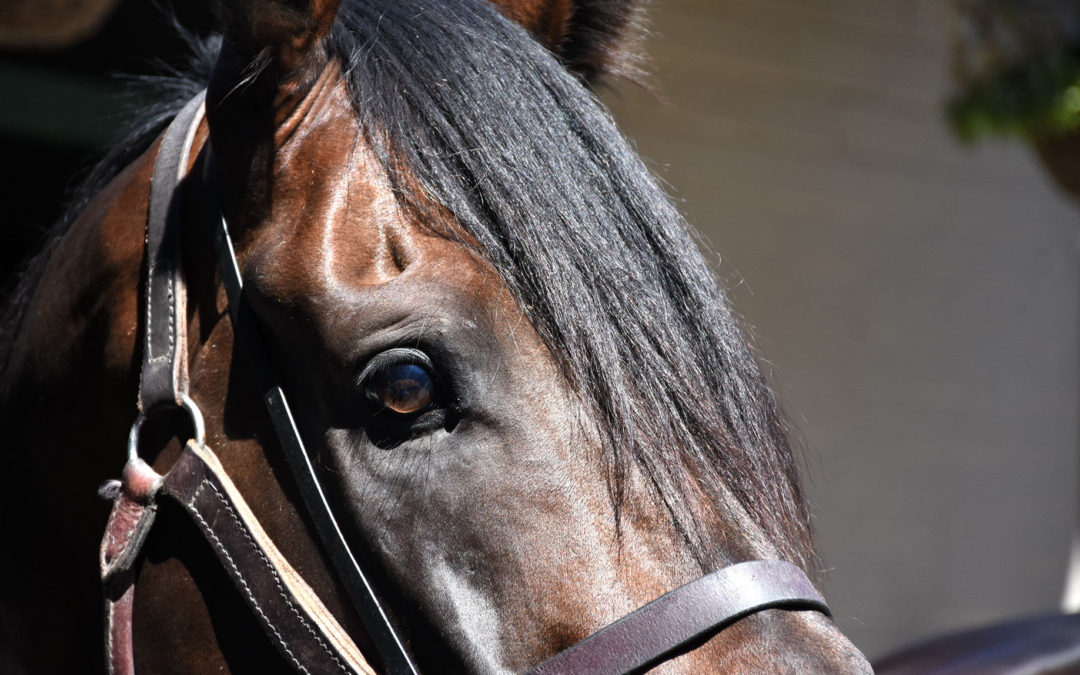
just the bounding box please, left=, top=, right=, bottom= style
left=948, top=53, right=1080, bottom=143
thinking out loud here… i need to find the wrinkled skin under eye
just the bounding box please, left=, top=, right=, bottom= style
left=371, top=363, right=434, bottom=414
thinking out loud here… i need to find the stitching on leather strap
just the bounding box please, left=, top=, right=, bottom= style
left=186, top=479, right=312, bottom=674
left=105, top=598, right=116, bottom=675
left=201, top=479, right=349, bottom=673
left=188, top=476, right=351, bottom=674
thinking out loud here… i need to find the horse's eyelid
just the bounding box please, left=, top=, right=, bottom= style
left=355, top=347, right=435, bottom=386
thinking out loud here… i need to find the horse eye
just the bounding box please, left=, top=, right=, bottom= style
left=368, top=362, right=435, bottom=415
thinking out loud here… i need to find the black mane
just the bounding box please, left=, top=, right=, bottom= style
left=2, top=0, right=812, bottom=571
left=331, top=0, right=812, bottom=570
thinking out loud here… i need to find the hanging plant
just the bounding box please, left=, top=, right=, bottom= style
left=949, top=0, right=1080, bottom=143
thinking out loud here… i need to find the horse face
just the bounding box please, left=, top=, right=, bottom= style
left=203, top=64, right=870, bottom=675
left=193, top=0, right=873, bottom=672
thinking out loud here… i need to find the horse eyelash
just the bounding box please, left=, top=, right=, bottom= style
left=355, top=347, right=435, bottom=387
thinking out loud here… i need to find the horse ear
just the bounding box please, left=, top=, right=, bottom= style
left=215, top=0, right=343, bottom=74
left=206, top=0, right=345, bottom=240
left=489, top=0, right=647, bottom=82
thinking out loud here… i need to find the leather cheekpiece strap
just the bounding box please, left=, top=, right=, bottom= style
left=103, top=91, right=205, bottom=674
left=527, top=560, right=831, bottom=675
left=100, top=458, right=161, bottom=675
left=138, top=90, right=205, bottom=413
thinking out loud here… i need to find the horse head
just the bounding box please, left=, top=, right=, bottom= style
left=0, top=0, right=872, bottom=672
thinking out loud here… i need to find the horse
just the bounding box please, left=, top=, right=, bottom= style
left=0, top=0, right=873, bottom=672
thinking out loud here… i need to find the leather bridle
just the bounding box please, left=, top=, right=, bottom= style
left=98, top=91, right=832, bottom=675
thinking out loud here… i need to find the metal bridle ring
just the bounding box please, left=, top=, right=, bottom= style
left=127, top=392, right=206, bottom=462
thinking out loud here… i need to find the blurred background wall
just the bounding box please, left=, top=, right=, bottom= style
left=2, top=0, right=1078, bottom=662
left=602, top=0, right=1080, bottom=659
